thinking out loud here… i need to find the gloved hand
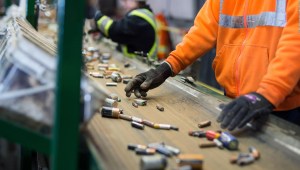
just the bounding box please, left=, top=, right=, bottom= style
left=217, top=92, right=274, bottom=131
left=124, top=62, right=172, bottom=98
left=85, top=2, right=97, bottom=19
left=94, top=10, right=103, bottom=22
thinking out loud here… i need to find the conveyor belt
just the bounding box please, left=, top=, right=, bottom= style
left=84, top=44, right=300, bottom=170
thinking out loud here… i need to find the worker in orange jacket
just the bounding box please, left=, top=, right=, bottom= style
left=125, top=0, right=300, bottom=130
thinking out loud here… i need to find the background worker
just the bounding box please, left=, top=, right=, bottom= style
left=87, top=0, right=158, bottom=60
left=124, top=0, right=300, bottom=130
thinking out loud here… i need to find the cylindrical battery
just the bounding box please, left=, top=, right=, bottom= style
left=111, top=72, right=122, bottom=82
left=249, top=146, right=260, bottom=159
left=106, top=82, right=117, bottom=86
left=188, top=131, right=206, bottom=138
left=100, top=107, right=122, bottom=118
left=128, top=144, right=147, bottom=150
left=199, top=142, right=217, bottom=148
left=136, top=148, right=156, bottom=155
left=198, top=120, right=211, bottom=128
left=148, top=143, right=173, bottom=157
left=154, top=124, right=171, bottom=130
left=164, top=145, right=180, bottom=155
left=131, top=121, right=144, bottom=130
left=143, top=120, right=155, bottom=127
left=132, top=116, right=143, bottom=123
left=156, top=104, right=164, bottom=111
left=120, top=114, right=132, bottom=121
left=218, top=132, right=239, bottom=150
left=237, top=154, right=255, bottom=166
left=132, top=102, right=139, bottom=108
left=134, top=99, right=147, bottom=106
left=205, top=130, right=220, bottom=141
left=140, top=155, right=167, bottom=170
left=104, top=98, right=118, bottom=107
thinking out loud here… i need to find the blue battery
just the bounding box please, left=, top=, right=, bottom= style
left=218, top=132, right=239, bottom=150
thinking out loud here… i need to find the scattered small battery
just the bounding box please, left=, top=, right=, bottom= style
left=134, top=99, right=147, bottom=106
left=90, top=72, right=104, bottom=78
left=108, top=67, right=120, bottom=71
left=123, top=79, right=132, bottom=84
left=86, top=65, right=94, bottom=70
left=199, top=142, right=217, bottom=148
left=249, top=146, right=260, bottom=160
left=100, top=107, right=123, bottom=118
left=119, top=114, right=132, bottom=121
left=108, top=93, right=121, bottom=102
left=128, top=144, right=147, bottom=150
left=177, top=154, right=203, bottom=170
left=140, top=155, right=167, bottom=170
left=148, top=143, right=173, bottom=157
left=101, top=52, right=111, bottom=60
left=124, top=62, right=131, bottom=68
left=230, top=153, right=250, bottom=164
left=153, top=124, right=178, bottom=131
left=136, top=148, right=156, bottom=155
left=205, top=130, right=221, bottom=141
left=237, top=154, right=255, bottom=166
left=156, top=104, right=164, bottom=111
left=132, top=102, right=139, bottom=108
left=132, top=116, right=143, bottom=123
left=188, top=131, right=206, bottom=138
left=218, top=132, right=239, bottom=150
left=97, top=63, right=109, bottom=69
left=198, top=120, right=211, bottom=128
left=164, top=145, right=180, bottom=155
left=142, top=120, right=155, bottom=127
left=131, top=121, right=144, bottom=130
left=122, top=75, right=133, bottom=79
left=111, top=72, right=122, bottom=82
left=104, top=98, right=118, bottom=107
left=106, top=82, right=117, bottom=86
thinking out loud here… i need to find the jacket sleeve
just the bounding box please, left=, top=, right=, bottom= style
left=165, top=0, right=220, bottom=75
left=97, top=14, right=150, bottom=45
left=257, top=0, right=300, bottom=107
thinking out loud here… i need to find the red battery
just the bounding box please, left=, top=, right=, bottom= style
left=205, top=131, right=220, bottom=141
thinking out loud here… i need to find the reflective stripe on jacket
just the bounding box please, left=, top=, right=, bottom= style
left=166, top=0, right=300, bottom=111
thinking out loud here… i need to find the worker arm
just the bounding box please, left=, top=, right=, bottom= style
left=96, top=12, right=151, bottom=44
left=165, top=0, right=219, bottom=75
left=257, top=0, right=300, bottom=107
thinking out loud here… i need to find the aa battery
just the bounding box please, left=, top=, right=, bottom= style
left=218, top=132, right=239, bottom=150
left=143, top=120, right=155, bottom=127
left=106, top=82, right=117, bottom=86
left=104, top=98, right=118, bottom=107
left=134, top=99, right=147, bottom=106
left=111, top=72, right=122, bottom=82
left=136, top=148, right=156, bottom=155
left=89, top=72, right=104, bottom=78
left=153, top=124, right=177, bottom=131
left=100, top=107, right=122, bottom=118
left=156, top=104, right=164, bottom=111
left=148, top=143, right=173, bottom=157
left=132, top=116, right=143, bottom=123
left=198, top=120, right=211, bottom=128
left=164, top=145, right=180, bottom=155
left=128, top=144, right=147, bottom=150
left=131, top=121, right=144, bottom=130
left=205, top=130, right=221, bottom=141
left=230, top=153, right=250, bottom=164
left=237, top=154, right=255, bottom=166
left=140, top=155, right=167, bottom=170
left=199, top=142, right=217, bottom=148
left=121, top=75, right=133, bottom=79
left=119, top=114, right=132, bottom=121
left=188, top=131, right=206, bottom=138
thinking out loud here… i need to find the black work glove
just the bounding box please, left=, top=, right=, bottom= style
left=94, top=10, right=103, bottom=22
left=124, top=62, right=172, bottom=98
left=217, top=92, right=274, bottom=131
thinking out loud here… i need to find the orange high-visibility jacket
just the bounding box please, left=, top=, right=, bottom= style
left=166, top=0, right=300, bottom=111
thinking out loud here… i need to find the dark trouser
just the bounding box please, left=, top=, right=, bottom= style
left=272, top=107, right=300, bottom=126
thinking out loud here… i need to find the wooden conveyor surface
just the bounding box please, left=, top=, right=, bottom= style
left=84, top=44, right=300, bottom=170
